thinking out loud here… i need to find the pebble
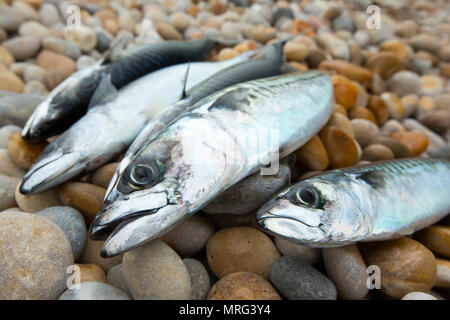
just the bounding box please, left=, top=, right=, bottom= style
left=386, top=71, right=422, bottom=97
left=283, top=41, right=308, bottom=62
left=217, top=47, right=239, bottom=61
left=362, top=237, right=437, bottom=299
left=0, top=125, right=20, bottom=149
left=44, top=70, right=65, bottom=90
left=323, top=245, right=368, bottom=300
left=39, top=3, right=61, bottom=27
left=63, top=26, right=98, bottom=53
left=36, top=50, right=76, bottom=79
left=2, top=36, right=40, bottom=61
left=161, top=214, right=215, bottom=257
left=0, top=174, right=20, bottom=211
left=380, top=119, right=405, bottom=136
left=351, top=119, right=380, bottom=148
left=76, top=264, right=107, bottom=283
left=0, top=212, right=73, bottom=299
left=402, top=118, right=446, bottom=151
left=368, top=95, right=389, bottom=125
left=417, top=96, right=437, bottom=116
left=274, top=236, right=322, bottom=265
left=410, top=34, right=441, bottom=54
left=418, top=111, right=450, bottom=134
left=317, top=32, right=350, bottom=61
left=204, top=164, right=290, bottom=215
left=0, top=93, right=44, bottom=126
left=0, top=8, right=26, bottom=32
left=0, top=46, right=14, bottom=67
left=156, top=22, right=182, bottom=40
left=349, top=107, right=377, bottom=124
left=58, top=182, right=106, bottom=222
left=319, top=126, right=359, bottom=168
left=389, top=131, right=428, bottom=156
left=41, top=36, right=82, bottom=60
left=251, top=26, right=277, bottom=44
left=435, top=259, right=450, bottom=288
left=402, top=292, right=438, bottom=300
left=170, top=11, right=191, bottom=32
left=208, top=272, right=281, bottom=300
left=379, top=40, right=413, bottom=62
left=395, top=20, right=418, bottom=38
left=429, top=145, right=450, bottom=161
left=380, top=92, right=406, bottom=120
left=326, top=112, right=354, bottom=138
left=366, top=52, right=404, bottom=79
left=36, top=206, right=86, bottom=260
left=0, top=66, right=24, bottom=93
left=401, top=94, right=419, bottom=117
left=421, top=75, right=444, bottom=96
left=90, top=162, right=119, bottom=188
left=59, top=281, right=131, bottom=300
left=436, top=94, right=450, bottom=113
left=107, top=264, right=129, bottom=294
left=123, top=239, right=191, bottom=300
left=331, top=75, right=358, bottom=109
left=0, top=149, right=25, bottom=177
left=79, top=239, right=123, bottom=273
left=7, top=131, right=47, bottom=169
left=270, top=256, right=337, bottom=300
left=184, top=258, right=211, bottom=300
left=361, top=144, right=395, bottom=161
left=319, top=60, right=373, bottom=88
left=415, top=226, right=450, bottom=259
left=18, top=21, right=49, bottom=40
left=369, top=137, right=412, bottom=158
left=15, top=182, right=61, bottom=213
left=23, top=65, right=46, bottom=83
left=295, top=135, right=329, bottom=171
left=206, top=226, right=280, bottom=279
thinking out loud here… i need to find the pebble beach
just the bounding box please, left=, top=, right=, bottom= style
left=0, top=0, right=449, bottom=301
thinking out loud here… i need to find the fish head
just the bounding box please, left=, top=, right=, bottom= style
left=256, top=173, right=362, bottom=246
left=90, top=133, right=229, bottom=257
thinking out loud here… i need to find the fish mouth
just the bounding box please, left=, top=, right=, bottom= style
left=20, top=151, right=83, bottom=194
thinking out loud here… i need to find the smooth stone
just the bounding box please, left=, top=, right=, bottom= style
left=349, top=106, right=377, bottom=124
left=381, top=92, right=406, bottom=120
left=362, top=144, right=395, bottom=161
left=417, top=96, right=437, bottom=117
left=36, top=50, right=76, bottom=79
left=418, top=111, right=450, bottom=134
left=415, top=226, right=450, bottom=259
left=204, top=164, right=290, bottom=215
left=90, top=162, right=119, bottom=188
left=410, top=34, right=441, bottom=54
left=58, top=182, right=105, bottom=222
left=156, top=22, right=182, bottom=40
left=76, top=264, right=107, bottom=283
left=379, top=40, right=413, bottom=62
left=0, top=46, right=14, bottom=67
left=169, top=11, right=191, bottom=32
left=2, top=36, right=40, bottom=61
left=436, top=94, right=450, bottom=113
left=184, top=258, right=210, bottom=300
left=107, top=264, right=129, bottom=294
left=362, top=237, right=437, bottom=299
left=323, top=245, right=369, bottom=300
left=318, top=59, right=373, bottom=88
left=380, top=119, right=405, bottom=136
left=429, top=145, right=450, bottom=161
left=58, top=281, right=131, bottom=300
left=327, top=112, right=354, bottom=138
left=401, top=94, right=419, bottom=117
left=351, top=119, right=380, bottom=148
left=368, top=95, right=389, bottom=125
left=63, top=26, right=97, bottom=53
left=435, top=259, right=450, bottom=288
left=295, top=135, right=329, bottom=171
left=220, top=22, right=242, bottom=40
left=319, top=126, right=359, bottom=169
left=207, top=272, right=281, bottom=300
left=317, top=32, right=350, bottom=61
left=401, top=292, right=437, bottom=300
left=389, top=131, right=428, bottom=156
left=251, top=25, right=277, bottom=44
left=15, top=182, right=62, bottom=213
left=0, top=94, right=43, bottom=126
left=44, top=70, right=64, bottom=90
left=123, top=239, right=191, bottom=300
left=76, top=55, right=96, bottom=70
left=39, top=3, right=61, bottom=27
left=283, top=41, right=308, bottom=62
left=402, top=118, right=446, bottom=151
left=421, top=75, right=444, bottom=96
left=18, top=21, right=49, bottom=39
left=217, top=48, right=239, bottom=61
left=206, top=226, right=280, bottom=279
left=0, top=8, right=26, bottom=32
left=41, top=36, right=82, bottom=60
left=36, top=206, right=86, bottom=260
left=23, top=65, right=46, bottom=83
left=118, top=13, right=137, bottom=32
left=7, top=131, right=47, bottom=169
left=270, top=256, right=337, bottom=300
left=395, top=20, right=418, bottom=37
left=369, top=137, right=412, bottom=158
left=0, top=212, right=73, bottom=299
left=24, top=81, right=48, bottom=96
left=386, top=71, right=422, bottom=97
left=79, top=238, right=123, bottom=273
left=331, top=75, right=358, bottom=109
left=366, top=52, right=403, bottom=79
left=0, top=174, right=20, bottom=211
left=0, top=125, right=20, bottom=149
left=161, top=214, right=215, bottom=257
left=12, top=1, right=39, bottom=21
left=0, top=148, right=25, bottom=177
left=0, top=65, right=25, bottom=93
left=274, top=236, right=321, bottom=265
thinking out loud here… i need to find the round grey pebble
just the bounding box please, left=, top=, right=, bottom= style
left=183, top=258, right=211, bottom=300
left=107, top=264, right=130, bottom=294
left=58, top=281, right=131, bottom=300
left=386, top=71, right=422, bottom=97
left=270, top=256, right=337, bottom=300
left=36, top=206, right=87, bottom=261
left=0, top=94, right=44, bottom=127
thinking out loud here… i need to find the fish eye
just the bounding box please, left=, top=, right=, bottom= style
left=296, top=186, right=321, bottom=208
left=128, top=161, right=161, bottom=189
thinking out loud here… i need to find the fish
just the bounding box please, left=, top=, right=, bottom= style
left=104, top=41, right=287, bottom=199
left=89, top=70, right=333, bottom=257
left=256, top=158, right=450, bottom=247
left=19, top=53, right=253, bottom=195
left=21, top=38, right=222, bottom=141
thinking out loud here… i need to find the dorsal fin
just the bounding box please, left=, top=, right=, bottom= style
left=101, top=37, right=128, bottom=65
left=355, top=170, right=386, bottom=189
left=180, top=62, right=191, bottom=100
left=88, top=74, right=118, bottom=108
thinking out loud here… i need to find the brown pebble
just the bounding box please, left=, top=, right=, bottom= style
left=91, top=162, right=119, bottom=188
left=331, top=75, right=358, bottom=109
left=217, top=48, right=239, bottom=61
left=349, top=107, right=377, bottom=124
left=76, top=263, right=107, bottom=283
left=369, top=136, right=412, bottom=158
left=326, top=112, right=354, bottom=138
left=415, top=226, right=450, bottom=259
left=36, top=50, right=76, bottom=79
left=319, top=126, right=359, bottom=169
left=283, top=41, right=308, bottom=62
left=58, top=182, right=106, bottom=222
left=206, top=227, right=280, bottom=279
left=7, top=131, right=48, bottom=169
left=295, top=135, right=329, bottom=171
left=207, top=272, right=281, bottom=300
left=366, top=51, right=404, bottom=79
left=361, top=144, right=395, bottom=161
left=44, top=70, right=64, bottom=90
left=435, top=259, right=450, bottom=288
left=368, top=95, right=389, bottom=125
left=79, top=238, right=123, bottom=273
left=318, top=60, right=373, bottom=88
left=362, top=237, right=437, bottom=299
left=156, top=22, right=182, bottom=40
left=234, top=40, right=257, bottom=54
left=418, top=111, right=450, bottom=134
left=389, top=131, right=428, bottom=156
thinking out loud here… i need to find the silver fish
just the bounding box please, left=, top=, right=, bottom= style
left=21, top=38, right=222, bottom=141
left=257, top=159, right=450, bottom=247
left=89, top=71, right=333, bottom=257
left=19, top=54, right=251, bottom=195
